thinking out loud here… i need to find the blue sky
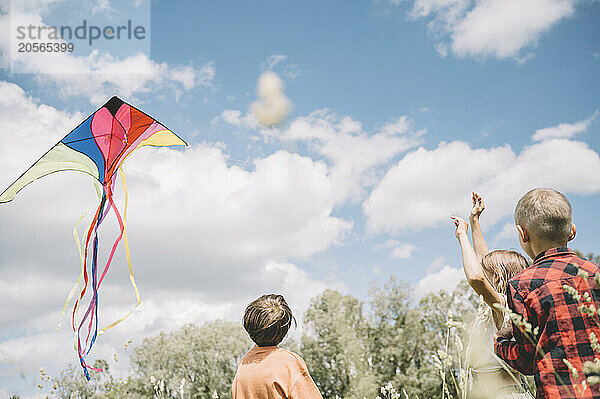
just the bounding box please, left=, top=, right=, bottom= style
left=0, top=0, right=599, bottom=396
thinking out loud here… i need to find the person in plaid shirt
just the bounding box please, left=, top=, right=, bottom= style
left=494, top=188, right=600, bottom=398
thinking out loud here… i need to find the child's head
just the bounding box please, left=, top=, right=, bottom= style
left=514, top=188, right=575, bottom=256
left=481, top=250, right=530, bottom=295
left=243, top=294, right=296, bottom=347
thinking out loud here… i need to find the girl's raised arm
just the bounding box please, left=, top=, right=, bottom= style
left=469, top=192, right=489, bottom=261
left=452, top=216, right=504, bottom=329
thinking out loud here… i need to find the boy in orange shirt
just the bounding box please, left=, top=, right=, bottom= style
left=232, top=294, right=323, bottom=399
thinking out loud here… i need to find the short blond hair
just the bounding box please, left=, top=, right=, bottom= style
left=514, top=188, right=572, bottom=243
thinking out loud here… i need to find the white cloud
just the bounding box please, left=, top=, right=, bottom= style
left=262, top=54, right=301, bottom=80
left=493, top=222, right=518, bottom=246
left=414, top=265, right=464, bottom=298
left=263, top=54, right=287, bottom=70
left=213, top=109, right=258, bottom=129
left=92, top=0, right=115, bottom=14
left=0, top=9, right=215, bottom=104
left=0, top=82, right=82, bottom=181
left=378, top=239, right=417, bottom=259
left=406, top=0, right=576, bottom=60
left=533, top=110, right=598, bottom=141
left=364, top=136, right=600, bottom=234
left=218, top=110, right=424, bottom=204
left=390, top=244, right=416, bottom=259
left=428, top=255, right=447, bottom=273
left=280, top=111, right=424, bottom=203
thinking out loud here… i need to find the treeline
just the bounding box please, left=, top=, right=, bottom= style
left=28, top=277, right=481, bottom=399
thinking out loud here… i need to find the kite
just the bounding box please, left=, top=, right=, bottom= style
left=0, top=96, right=187, bottom=379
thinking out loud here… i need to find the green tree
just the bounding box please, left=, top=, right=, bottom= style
left=301, top=289, right=377, bottom=399
left=367, top=278, right=478, bottom=398
left=368, top=277, right=434, bottom=397
left=128, top=320, right=250, bottom=399
left=53, top=359, right=112, bottom=399
left=52, top=320, right=249, bottom=399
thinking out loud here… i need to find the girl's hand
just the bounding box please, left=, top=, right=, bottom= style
left=451, top=216, right=468, bottom=238
left=470, top=192, right=485, bottom=220
left=494, top=322, right=513, bottom=341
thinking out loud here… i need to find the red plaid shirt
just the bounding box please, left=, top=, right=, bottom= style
left=495, top=247, right=600, bottom=398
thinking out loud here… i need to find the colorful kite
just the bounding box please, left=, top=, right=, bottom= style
left=0, top=96, right=187, bottom=379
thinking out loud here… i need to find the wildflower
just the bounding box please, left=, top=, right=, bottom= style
left=455, top=334, right=463, bottom=352
left=563, top=284, right=581, bottom=302
left=590, top=332, right=600, bottom=353
left=588, top=376, right=600, bottom=386
left=578, top=269, right=590, bottom=279
left=113, top=353, right=119, bottom=362
left=583, top=358, right=600, bottom=377
left=432, top=354, right=443, bottom=371
left=179, top=378, right=186, bottom=398
left=493, top=303, right=533, bottom=334
left=437, top=349, right=453, bottom=367
left=579, top=303, right=597, bottom=318
left=563, top=358, right=579, bottom=379
left=123, top=337, right=133, bottom=352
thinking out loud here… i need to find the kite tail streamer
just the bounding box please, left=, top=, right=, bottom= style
left=75, top=191, right=107, bottom=380
left=75, top=169, right=134, bottom=378
left=82, top=184, right=125, bottom=352
left=72, top=196, right=105, bottom=333
left=100, top=167, right=141, bottom=334
left=57, top=212, right=87, bottom=330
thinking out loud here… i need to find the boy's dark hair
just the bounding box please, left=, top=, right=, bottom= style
left=243, top=294, right=296, bottom=346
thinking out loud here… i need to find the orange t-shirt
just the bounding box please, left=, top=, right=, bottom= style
left=232, top=346, right=323, bottom=399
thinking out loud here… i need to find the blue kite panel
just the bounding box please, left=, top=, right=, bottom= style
left=61, top=115, right=106, bottom=183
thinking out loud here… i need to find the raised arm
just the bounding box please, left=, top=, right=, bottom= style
left=469, top=192, right=489, bottom=261
left=452, top=216, right=504, bottom=328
